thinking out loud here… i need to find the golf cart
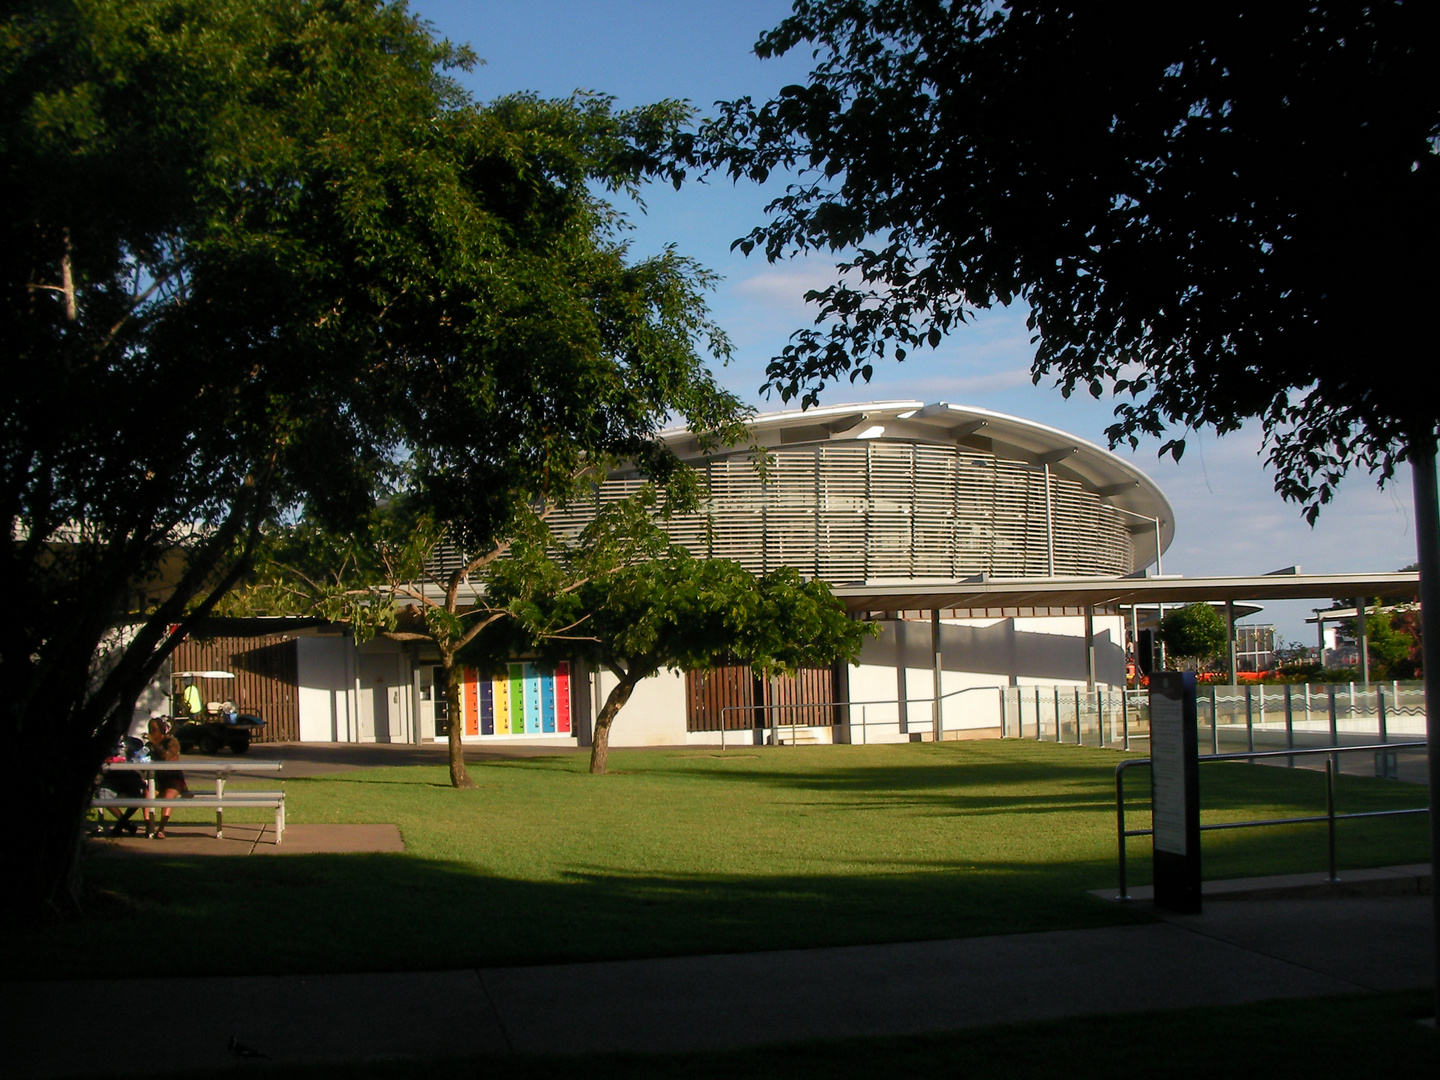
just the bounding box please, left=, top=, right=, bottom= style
left=171, top=670, right=265, bottom=754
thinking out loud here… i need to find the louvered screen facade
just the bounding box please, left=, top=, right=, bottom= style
left=542, top=440, right=1134, bottom=582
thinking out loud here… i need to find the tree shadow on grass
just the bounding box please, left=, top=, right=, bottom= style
left=6, top=849, right=1150, bottom=981
left=9, top=802, right=1428, bottom=983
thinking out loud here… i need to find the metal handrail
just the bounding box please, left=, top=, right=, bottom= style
left=716, top=685, right=1005, bottom=749
left=1114, top=741, right=1428, bottom=900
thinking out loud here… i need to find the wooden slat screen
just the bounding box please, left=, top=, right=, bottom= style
left=685, top=664, right=837, bottom=731
left=685, top=664, right=755, bottom=731
left=171, top=634, right=299, bottom=742
left=769, top=666, right=836, bottom=727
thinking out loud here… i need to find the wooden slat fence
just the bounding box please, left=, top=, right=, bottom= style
left=685, top=664, right=837, bottom=731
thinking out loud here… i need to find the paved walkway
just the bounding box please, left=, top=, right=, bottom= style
left=86, top=822, right=404, bottom=856
left=4, top=866, right=1431, bottom=1077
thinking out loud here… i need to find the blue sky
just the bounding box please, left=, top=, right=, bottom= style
left=410, top=0, right=1418, bottom=642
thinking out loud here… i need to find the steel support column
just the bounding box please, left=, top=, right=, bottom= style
left=1356, top=596, right=1370, bottom=684
left=1084, top=606, right=1096, bottom=690
left=1226, top=599, right=1237, bottom=682
left=931, top=609, right=943, bottom=741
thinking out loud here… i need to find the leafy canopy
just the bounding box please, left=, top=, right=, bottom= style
left=684, top=1, right=1440, bottom=517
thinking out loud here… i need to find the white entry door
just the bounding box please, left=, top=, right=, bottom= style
left=357, top=654, right=399, bottom=743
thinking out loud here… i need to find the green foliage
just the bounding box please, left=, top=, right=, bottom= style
left=1158, top=603, right=1228, bottom=668
left=490, top=537, right=870, bottom=684
left=1366, top=608, right=1420, bottom=678
left=685, top=1, right=1440, bottom=516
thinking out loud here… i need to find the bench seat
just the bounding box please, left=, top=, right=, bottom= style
left=91, top=793, right=285, bottom=842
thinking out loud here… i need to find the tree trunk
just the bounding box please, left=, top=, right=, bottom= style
left=1406, top=435, right=1440, bottom=1022
left=589, top=676, right=637, bottom=775
left=11, top=747, right=101, bottom=919
left=441, top=653, right=474, bottom=789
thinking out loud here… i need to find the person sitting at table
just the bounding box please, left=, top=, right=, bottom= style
left=144, top=718, right=187, bottom=839
left=95, top=735, right=147, bottom=836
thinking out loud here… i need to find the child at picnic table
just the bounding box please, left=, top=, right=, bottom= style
left=96, top=735, right=148, bottom=836
left=144, top=718, right=187, bottom=839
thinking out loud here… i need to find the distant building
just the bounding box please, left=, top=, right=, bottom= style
left=193, top=401, right=1170, bottom=746
left=1233, top=624, right=1276, bottom=673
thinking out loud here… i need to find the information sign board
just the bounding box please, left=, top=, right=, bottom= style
left=1149, top=671, right=1202, bottom=913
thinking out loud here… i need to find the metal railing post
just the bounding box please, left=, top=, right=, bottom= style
left=1245, top=684, right=1255, bottom=753
left=1075, top=687, right=1083, bottom=746
left=1210, top=685, right=1219, bottom=754
left=1285, top=684, right=1294, bottom=767
left=1054, top=686, right=1061, bottom=742
left=1108, top=741, right=1424, bottom=904
left=1328, top=688, right=1339, bottom=774
left=1121, top=688, right=1129, bottom=750
left=1378, top=685, right=1388, bottom=743
left=1036, top=686, right=1043, bottom=741
left=1116, top=763, right=1129, bottom=901
left=1326, top=758, right=1338, bottom=883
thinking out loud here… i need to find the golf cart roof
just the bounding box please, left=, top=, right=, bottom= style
left=174, top=670, right=236, bottom=680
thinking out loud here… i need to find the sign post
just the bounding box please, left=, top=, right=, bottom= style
left=1149, top=671, right=1201, bottom=913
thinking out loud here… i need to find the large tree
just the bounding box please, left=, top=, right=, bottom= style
left=687, top=1, right=1437, bottom=513
left=684, top=0, right=1440, bottom=1012
left=481, top=511, right=872, bottom=774
left=1158, top=604, right=1227, bottom=672
left=3, top=0, right=736, bottom=915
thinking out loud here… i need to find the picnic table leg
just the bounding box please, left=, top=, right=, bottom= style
left=276, top=800, right=284, bottom=844
left=145, top=776, right=156, bottom=837
left=215, top=775, right=224, bottom=839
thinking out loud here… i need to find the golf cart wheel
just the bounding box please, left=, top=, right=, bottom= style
left=229, top=733, right=251, bottom=754
left=197, top=731, right=221, bottom=755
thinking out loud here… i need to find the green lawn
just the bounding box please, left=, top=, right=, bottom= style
left=10, top=741, right=1430, bottom=980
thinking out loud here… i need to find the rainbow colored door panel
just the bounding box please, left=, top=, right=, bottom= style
left=479, top=678, right=494, bottom=736
left=463, top=667, right=479, bottom=736
left=452, top=662, right=573, bottom=737
left=523, top=664, right=542, bottom=734
left=555, top=662, right=571, bottom=733
left=493, top=674, right=511, bottom=734
left=508, top=663, right=524, bottom=733
left=539, top=674, right=555, bottom=733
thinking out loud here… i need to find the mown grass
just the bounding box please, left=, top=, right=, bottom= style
left=9, top=741, right=1429, bottom=980
left=112, top=991, right=1440, bottom=1080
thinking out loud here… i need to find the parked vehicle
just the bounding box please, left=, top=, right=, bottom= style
left=170, top=670, right=265, bottom=754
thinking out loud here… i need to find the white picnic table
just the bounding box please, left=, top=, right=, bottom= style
left=96, top=760, right=285, bottom=841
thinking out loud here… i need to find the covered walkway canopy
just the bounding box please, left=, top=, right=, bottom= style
left=831, top=570, right=1420, bottom=615
left=831, top=571, right=1421, bottom=714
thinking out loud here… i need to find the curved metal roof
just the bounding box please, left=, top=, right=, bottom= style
left=665, top=400, right=1176, bottom=570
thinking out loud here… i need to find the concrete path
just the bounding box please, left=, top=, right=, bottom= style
left=86, top=822, right=405, bottom=856
left=3, top=867, right=1431, bottom=1078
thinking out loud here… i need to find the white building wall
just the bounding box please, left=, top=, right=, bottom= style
left=297, top=635, right=357, bottom=743
left=595, top=666, right=688, bottom=746
left=838, top=614, right=1127, bottom=743
left=286, top=612, right=1126, bottom=747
